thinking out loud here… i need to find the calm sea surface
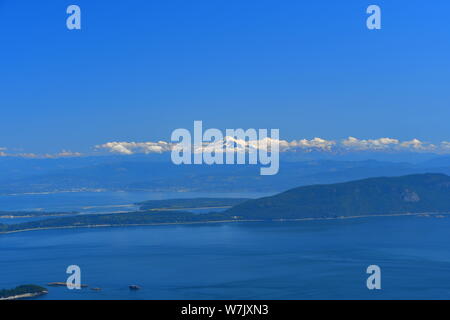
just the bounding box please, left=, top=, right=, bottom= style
left=1, top=192, right=450, bottom=299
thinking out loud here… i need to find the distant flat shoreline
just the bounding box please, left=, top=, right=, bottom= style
left=1, top=212, right=448, bottom=235
left=147, top=206, right=232, bottom=211
left=0, top=214, right=73, bottom=219
left=0, top=206, right=230, bottom=219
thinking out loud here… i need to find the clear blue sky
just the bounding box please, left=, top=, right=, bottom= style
left=0, top=0, right=449, bottom=153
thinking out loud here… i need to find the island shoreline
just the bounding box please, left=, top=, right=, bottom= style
left=1, top=212, right=448, bottom=235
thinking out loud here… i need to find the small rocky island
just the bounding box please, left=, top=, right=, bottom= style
left=0, top=285, right=48, bottom=300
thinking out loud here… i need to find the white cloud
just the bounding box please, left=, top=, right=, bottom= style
left=5, top=136, right=450, bottom=159
left=95, top=141, right=173, bottom=155
left=18, top=153, right=39, bottom=158
left=440, top=141, right=450, bottom=152
left=95, top=136, right=450, bottom=155
left=399, top=139, right=436, bottom=151
left=400, top=139, right=423, bottom=149
left=342, top=137, right=399, bottom=150
left=339, top=137, right=443, bottom=153
left=288, top=138, right=336, bottom=151
left=57, top=150, right=83, bottom=157
left=42, top=150, right=83, bottom=159
left=0, top=149, right=83, bottom=159
left=97, top=137, right=337, bottom=155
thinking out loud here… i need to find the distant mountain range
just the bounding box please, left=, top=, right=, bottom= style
left=0, top=154, right=450, bottom=194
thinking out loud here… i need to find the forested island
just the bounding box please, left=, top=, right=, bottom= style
left=226, top=173, right=450, bottom=219
left=0, top=211, right=235, bottom=233
left=1, top=174, right=450, bottom=234
left=0, top=285, right=48, bottom=300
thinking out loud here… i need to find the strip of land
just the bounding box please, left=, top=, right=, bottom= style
left=0, top=211, right=77, bottom=218
left=0, top=211, right=447, bottom=235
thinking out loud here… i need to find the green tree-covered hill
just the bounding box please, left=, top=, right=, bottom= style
left=226, top=174, right=450, bottom=219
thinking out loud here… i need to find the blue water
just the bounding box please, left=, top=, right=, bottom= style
left=2, top=215, right=450, bottom=299
left=0, top=191, right=266, bottom=225
left=0, top=191, right=267, bottom=213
